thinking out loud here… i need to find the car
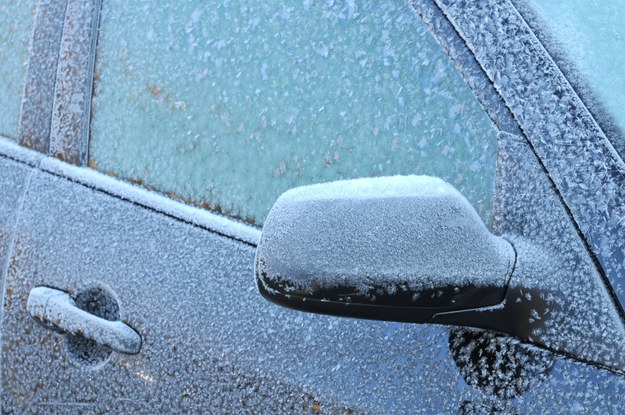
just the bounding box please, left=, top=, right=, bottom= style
left=0, top=0, right=624, bottom=413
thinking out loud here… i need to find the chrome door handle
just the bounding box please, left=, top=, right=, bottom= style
left=27, top=286, right=142, bottom=355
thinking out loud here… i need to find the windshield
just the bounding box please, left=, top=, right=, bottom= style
left=527, top=1, right=625, bottom=143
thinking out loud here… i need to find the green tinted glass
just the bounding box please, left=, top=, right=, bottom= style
left=0, top=1, right=35, bottom=138
left=89, top=1, right=497, bottom=226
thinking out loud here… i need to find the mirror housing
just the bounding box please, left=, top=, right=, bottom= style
left=255, top=176, right=515, bottom=323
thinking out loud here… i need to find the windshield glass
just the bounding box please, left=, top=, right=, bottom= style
left=527, top=1, right=625, bottom=140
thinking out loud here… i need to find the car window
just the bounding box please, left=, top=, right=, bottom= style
left=88, top=0, right=498, bottom=226
left=0, top=1, right=35, bottom=139
left=526, top=1, right=625, bottom=139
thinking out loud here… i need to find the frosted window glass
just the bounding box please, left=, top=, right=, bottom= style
left=89, top=1, right=498, bottom=226
left=0, top=1, right=35, bottom=138
left=529, top=0, right=625, bottom=138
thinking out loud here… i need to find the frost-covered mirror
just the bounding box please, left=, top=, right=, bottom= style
left=255, top=151, right=625, bottom=374
left=255, top=175, right=515, bottom=323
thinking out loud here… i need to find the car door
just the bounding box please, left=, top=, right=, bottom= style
left=1, top=1, right=625, bottom=414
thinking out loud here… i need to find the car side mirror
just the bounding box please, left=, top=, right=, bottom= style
left=255, top=176, right=515, bottom=324
left=254, top=134, right=625, bottom=375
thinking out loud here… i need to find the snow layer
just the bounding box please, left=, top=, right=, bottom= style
left=27, top=286, right=141, bottom=355
left=258, top=175, right=514, bottom=297
left=279, top=175, right=456, bottom=201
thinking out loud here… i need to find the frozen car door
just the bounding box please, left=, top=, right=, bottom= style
left=2, top=0, right=625, bottom=414
left=2, top=1, right=500, bottom=412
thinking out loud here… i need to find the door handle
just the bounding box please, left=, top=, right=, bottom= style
left=27, top=286, right=142, bottom=355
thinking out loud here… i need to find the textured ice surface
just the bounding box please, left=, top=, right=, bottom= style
left=18, top=0, right=67, bottom=153
left=258, top=175, right=514, bottom=297
left=410, top=0, right=521, bottom=136
left=49, top=0, right=100, bottom=164
left=527, top=0, right=625, bottom=138
left=3, top=141, right=625, bottom=413
left=89, top=0, right=498, bottom=226
left=0, top=1, right=35, bottom=139
left=494, top=132, right=625, bottom=371
left=509, top=0, right=625, bottom=160
left=39, top=154, right=261, bottom=246
left=435, top=0, right=625, bottom=337
left=0, top=155, right=32, bottom=314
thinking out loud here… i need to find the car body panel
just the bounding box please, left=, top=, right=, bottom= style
left=2, top=135, right=625, bottom=413
left=2, top=152, right=355, bottom=413
left=0, top=156, right=33, bottom=303
left=1, top=0, right=625, bottom=413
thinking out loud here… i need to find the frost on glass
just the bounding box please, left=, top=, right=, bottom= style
left=89, top=0, right=498, bottom=226
left=0, top=1, right=35, bottom=139
left=528, top=0, right=625, bottom=138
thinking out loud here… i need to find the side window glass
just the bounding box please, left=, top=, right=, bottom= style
left=88, top=1, right=498, bottom=226
left=0, top=1, right=35, bottom=139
